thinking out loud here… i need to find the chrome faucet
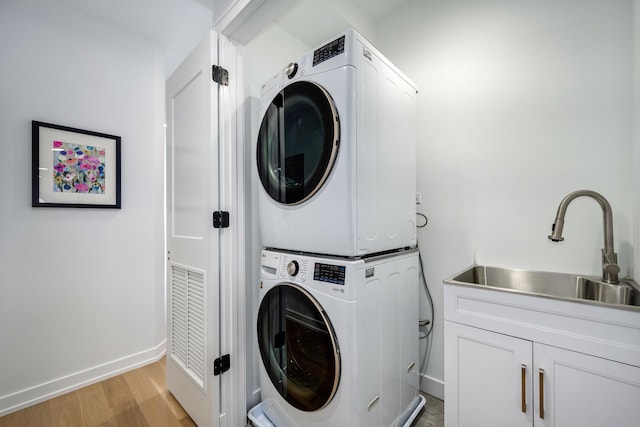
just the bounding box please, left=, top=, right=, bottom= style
left=548, top=190, right=620, bottom=284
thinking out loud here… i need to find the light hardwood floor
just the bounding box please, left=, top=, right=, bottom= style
left=0, top=358, right=444, bottom=427
left=0, top=358, right=196, bottom=427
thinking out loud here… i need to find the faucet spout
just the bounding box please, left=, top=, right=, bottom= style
left=548, top=190, right=619, bottom=284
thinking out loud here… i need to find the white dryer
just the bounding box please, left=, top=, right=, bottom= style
left=256, top=29, right=418, bottom=257
left=249, top=249, right=425, bottom=427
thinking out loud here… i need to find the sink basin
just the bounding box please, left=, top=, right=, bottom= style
left=445, top=265, right=640, bottom=308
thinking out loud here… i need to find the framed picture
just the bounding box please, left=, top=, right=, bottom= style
left=32, top=121, right=121, bottom=208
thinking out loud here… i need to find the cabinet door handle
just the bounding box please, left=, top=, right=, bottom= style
left=521, top=364, right=527, bottom=413
left=539, top=368, right=545, bottom=419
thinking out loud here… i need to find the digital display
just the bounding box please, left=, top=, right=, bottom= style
left=314, top=263, right=346, bottom=285
left=313, top=35, right=346, bottom=66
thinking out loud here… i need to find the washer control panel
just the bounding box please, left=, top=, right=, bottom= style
left=313, top=263, right=346, bottom=286
left=277, top=254, right=346, bottom=287
left=279, top=254, right=310, bottom=283
left=262, top=250, right=355, bottom=300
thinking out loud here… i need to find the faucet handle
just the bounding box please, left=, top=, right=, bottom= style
left=603, top=263, right=620, bottom=275
left=601, top=248, right=618, bottom=265
left=601, top=249, right=620, bottom=283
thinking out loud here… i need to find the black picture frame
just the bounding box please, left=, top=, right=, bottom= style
left=32, top=121, right=121, bottom=209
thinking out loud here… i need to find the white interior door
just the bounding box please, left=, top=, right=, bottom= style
left=166, top=30, right=221, bottom=427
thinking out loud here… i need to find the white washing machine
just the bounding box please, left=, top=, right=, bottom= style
left=249, top=249, right=425, bottom=427
left=256, top=29, right=418, bottom=257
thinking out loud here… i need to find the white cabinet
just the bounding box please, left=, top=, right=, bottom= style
left=444, top=284, right=640, bottom=427
left=534, top=343, right=640, bottom=427
left=445, top=322, right=532, bottom=427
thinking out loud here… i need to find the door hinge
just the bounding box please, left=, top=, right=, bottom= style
left=212, top=65, right=229, bottom=86
left=213, top=211, right=229, bottom=229
left=214, top=354, right=230, bottom=376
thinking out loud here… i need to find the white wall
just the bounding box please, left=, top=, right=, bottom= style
left=244, top=25, right=312, bottom=90
left=57, top=0, right=213, bottom=76
left=634, top=0, right=640, bottom=282
left=0, top=0, right=166, bottom=415
left=377, top=0, right=636, bottom=398
left=242, top=90, right=262, bottom=411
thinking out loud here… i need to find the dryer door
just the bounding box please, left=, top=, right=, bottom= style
left=257, top=283, right=341, bottom=411
left=256, top=81, right=340, bottom=205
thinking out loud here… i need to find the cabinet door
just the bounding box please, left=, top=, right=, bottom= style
left=534, top=343, right=640, bottom=427
left=445, top=321, right=533, bottom=427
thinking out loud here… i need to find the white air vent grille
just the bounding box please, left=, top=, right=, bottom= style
left=170, top=263, right=206, bottom=389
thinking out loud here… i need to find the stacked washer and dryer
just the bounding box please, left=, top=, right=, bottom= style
left=249, top=29, right=425, bottom=427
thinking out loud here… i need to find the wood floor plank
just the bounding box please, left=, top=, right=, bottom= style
left=112, top=404, right=148, bottom=427
left=122, top=367, right=159, bottom=405
left=101, top=376, right=134, bottom=410
left=124, top=358, right=192, bottom=424
left=48, top=392, right=83, bottom=427
left=122, top=365, right=182, bottom=427
left=0, top=410, right=22, bottom=427
left=137, top=394, right=183, bottom=427
left=101, top=376, right=148, bottom=427
left=179, top=416, right=198, bottom=427
left=78, top=382, right=116, bottom=427
left=142, top=359, right=169, bottom=394
left=17, top=400, right=52, bottom=427
left=159, top=390, right=194, bottom=426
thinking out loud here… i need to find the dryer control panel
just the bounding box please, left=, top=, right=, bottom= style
left=313, top=35, right=346, bottom=66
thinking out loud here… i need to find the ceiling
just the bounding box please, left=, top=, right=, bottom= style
left=59, top=0, right=213, bottom=47
left=57, top=0, right=412, bottom=48
left=55, top=0, right=412, bottom=73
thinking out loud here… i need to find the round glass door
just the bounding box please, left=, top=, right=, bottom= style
left=256, top=81, right=340, bottom=205
left=257, top=283, right=341, bottom=411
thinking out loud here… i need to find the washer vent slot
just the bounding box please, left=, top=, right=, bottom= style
left=170, top=263, right=206, bottom=390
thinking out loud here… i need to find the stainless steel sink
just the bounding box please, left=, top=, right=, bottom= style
left=445, top=265, right=640, bottom=308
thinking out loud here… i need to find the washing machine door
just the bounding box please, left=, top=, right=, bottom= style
left=256, top=81, right=340, bottom=205
left=257, top=283, right=340, bottom=411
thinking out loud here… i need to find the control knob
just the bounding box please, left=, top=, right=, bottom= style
left=285, top=62, right=298, bottom=79
left=287, top=260, right=300, bottom=276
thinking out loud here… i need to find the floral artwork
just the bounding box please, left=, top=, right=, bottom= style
left=33, top=121, right=121, bottom=208
left=52, top=140, right=106, bottom=194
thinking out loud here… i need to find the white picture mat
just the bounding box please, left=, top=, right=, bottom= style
left=37, top=127, right=118, bottom=205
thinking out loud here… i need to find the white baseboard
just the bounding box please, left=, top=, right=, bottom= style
left=419, top=372, right=444, bottom=401
left=0, top=340, right=167, bottom=417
